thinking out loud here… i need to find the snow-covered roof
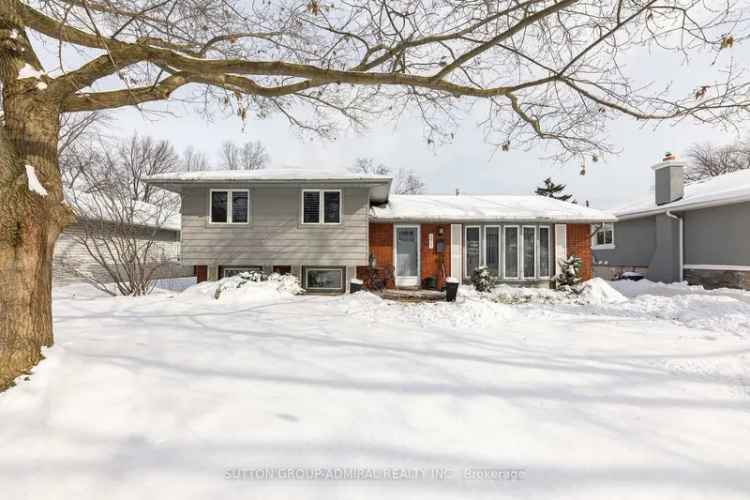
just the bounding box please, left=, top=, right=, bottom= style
left=145, top=167, right=392, bottom=183
left=615, top=169, right=750, bottom=220
left=65, top=189, right=181, bottom=231
left=145, top=167, right=393, bottom=202
left=370, top=194, right=616, bottom=223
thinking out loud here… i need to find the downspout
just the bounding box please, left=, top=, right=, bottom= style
left=665, top=210, right=683, bottom=282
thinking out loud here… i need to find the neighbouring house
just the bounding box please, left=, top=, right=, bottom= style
left=592, top=157, right=750, bottom=289
left=54, top=191, right=192, bottom=286
left=144, top=168, right=615, bottom=292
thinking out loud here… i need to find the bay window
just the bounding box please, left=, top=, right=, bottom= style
left=464, top=226, right=481, bottom=277
left=522, top=226, right=537, bottom=279
left=538, top=226, right=551, bottom=278
left=484, top=226, right=500, bottom=275
left=503, top=226, right=519, bottom=279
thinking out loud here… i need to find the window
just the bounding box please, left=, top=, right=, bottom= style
left=503, top=226, right=519, bottom=279
left=210, top=189, right=249, bottom=224
left=484, top=226, right=500, bottom=275
left=305, top=268, right=343, bottom=290
left=523, top=226, right=537, bottom=279
left=324, top=191, right=341, bottom=223
left=302, top=190, right=342, bottom=224
left=591, top=223, right=615, bottom=249
left=465, top=226, right=481, bottom=278
left=538, top=226, right=551, bottom=278
left=222, top=266, right=263, bottom=278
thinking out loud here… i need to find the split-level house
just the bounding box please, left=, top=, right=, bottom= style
left=145, top=169, right=615, bottom=292
left=592, top=158, right=750, bottom=289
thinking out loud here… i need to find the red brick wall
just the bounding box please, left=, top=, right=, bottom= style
left=358, top=223, right=395, bottom=288
left=566, top=224, right=592, bottom=281
left=420, top=223, right=451, bottom=289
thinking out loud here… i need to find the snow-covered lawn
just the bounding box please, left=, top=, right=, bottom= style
left=1, top=279, right=749, bottom=499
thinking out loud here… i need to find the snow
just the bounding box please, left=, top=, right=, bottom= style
left=577, top=277, right=628, bottom=304
left=17, top=63, right=44, bottom=79
left=66, top=188, right=181, bottom=231
left=371, top=194, right=616, bottom=223
left=36, top=81, right=48, bottom=90
left=25, top=164, right=48, bottom=196
left=350, top=278, right=364, bottom=285
left=445, top=277, right=460, bottom=284
left=145, top=167, right=392, bottom=183
left=615, top=168, right=750, bottom=219
left=181, top=273, right=305, bottom=301
left=2, top=279, right=750, bottom=499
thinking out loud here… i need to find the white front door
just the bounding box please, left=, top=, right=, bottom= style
left=394, top=225, right=420, bottom=287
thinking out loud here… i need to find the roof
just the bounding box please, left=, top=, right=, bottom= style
left=614, top=169, right=750, bottom=220
left=65, top=189, right=181, bottom=231
left=144, top=167, right=393, bottom=202
left=370, top=194, right=616, bottom=223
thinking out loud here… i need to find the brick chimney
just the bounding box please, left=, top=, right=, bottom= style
left=652, top=152, right=685, bottom=205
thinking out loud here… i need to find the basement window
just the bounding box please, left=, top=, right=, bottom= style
left=222, top=266, right=263, bottom=278
left=305, top=268, right=344, bottom=291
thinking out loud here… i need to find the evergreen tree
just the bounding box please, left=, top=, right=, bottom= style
left=535, top=178, right=573, bottom=202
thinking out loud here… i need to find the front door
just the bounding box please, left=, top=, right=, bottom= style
left=395, top=225, right=420, bottom=287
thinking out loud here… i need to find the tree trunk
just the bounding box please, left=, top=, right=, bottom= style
left=0, top=83, right=71, bottom=391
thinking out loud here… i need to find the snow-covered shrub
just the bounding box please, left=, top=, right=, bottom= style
left=214, top=272, right=302, bottom=299
left=556, top=255, right=582, bottom=289
left=471, top=266, right=497, bottom=293
left=238, top=270, right=266, bottom=282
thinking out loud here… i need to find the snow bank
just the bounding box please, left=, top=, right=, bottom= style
left=578, top=278, right=627, bottom=305
left=181, top=272, right=304, bottom=302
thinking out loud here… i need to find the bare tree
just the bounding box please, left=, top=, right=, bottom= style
left=686, top=140, right=750, bottom=181
left=64, top=134, right=182, bottom=295
left=67, top=176, right=178, bottom=297
left=393, top=168, right=426, bottom=194
left=58, top=112, right=110, bottom=188
left=2, top=0, right=750, bottom=388
left=351, top=158, right=424, bottom=193
left=352, top=157, right=391, bottom=176
left=220, top=140, right=269, bottom=170
left=182, top=146, right=210, bottom=172
left=116, top=134, right=180, bottom=203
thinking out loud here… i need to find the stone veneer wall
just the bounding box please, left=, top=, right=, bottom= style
left=684, top=268, right=750, bottom=290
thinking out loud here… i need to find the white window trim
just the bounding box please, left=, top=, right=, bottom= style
left=208, top=189, right=250, bottom=225
left=222, top=266, right=263, bottom=278
left=522, top=225, right=538, bottom=279
left=464, top=225, right=481, bottom=279
left=483, top=225, right=501, bottom=275
left=305, top=267, right=344, bottom=290
left=538, top=225, right=551, bottom=279
left=300, top=189, right=343, bottom=225
left=591, top=223, right=615, bottom=250
left=502, top=225, right=520, bottom=280
left=393, top=225, right=421, bottom=286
